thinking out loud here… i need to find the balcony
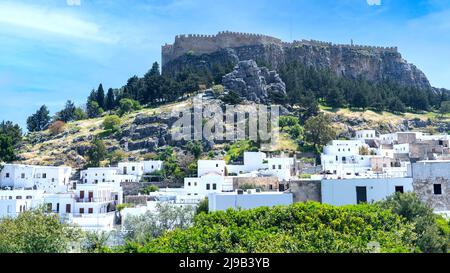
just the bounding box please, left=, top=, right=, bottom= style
left=76, top=197, right=116, bottom=203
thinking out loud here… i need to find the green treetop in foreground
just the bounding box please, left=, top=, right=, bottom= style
left=0, top=208, right=81, bottom=253
left=114, top=202, right=421, bottom=253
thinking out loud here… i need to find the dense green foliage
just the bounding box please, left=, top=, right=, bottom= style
left=0, top=120, right=22, bottom=162
left=304, top=113, right=336, bottom=150
left=377, top=192, right=449, bottom=253
left=141, top=185, right=160, bottom=195
left=0, top=134, right=15, bottom=162
left=27, top=105, right=51, bottom=132
left=196, top=198, right=209, bottom=215
left=224, top=140, right=259, bottom=164
left=0, top=208, right=81, bottom=253
left=279, top=61, right=448, bottom=112
left=102, top=115, right=121, bottom=132
left=156, top=146, right=185, bottom=182
left=117, top=202, right=417, bottom=253
left=118, top=98, right=142, bottom=116
left=86, top=138, right=107, bottom=167
left=122, top=203, right=194, bottom=245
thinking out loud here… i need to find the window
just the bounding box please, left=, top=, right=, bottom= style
left=52, top=178, right=55, bottom=182
left=88, top=208, right=93, bottom=214
left=278, top=165, right=282, bottom=170
left=56, top=203, right=60, bottom=213
left=21, top=173, right=25, bottom=179
left=206, top=184, right=211, bottom=190
left=434, top=184, right=442, bottom=195
left=132, top=166, right=136, bottom=171
left=212, top=184, right=217, bottom=190
left=395, top=186, right=404, bottom=193
left=66, top=204, right=71, bottom=213
left=272, top=165, right=276, bottom=170
left=26, top=196, right=32, bottom=199
left=188, top=182, right=191, bottom=186
left=16, top=196, right=22, bottom=200
left=80, top=191, right=85, bottom=199
left=79, top=208, right=84, bottom=214
left=194, top=182, right=197, bottom=186
left=5, top=173, right=9, bottom=178
left=43, top=173, right=47, bottom=179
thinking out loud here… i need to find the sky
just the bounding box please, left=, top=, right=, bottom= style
left=1, top=0, right=450, bottom=128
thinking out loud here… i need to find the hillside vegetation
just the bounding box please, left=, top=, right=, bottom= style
left=16, top=96, right=450, bottom=170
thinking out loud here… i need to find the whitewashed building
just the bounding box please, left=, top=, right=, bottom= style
left=321, top=177, right=414, bottom=206
left=0, top=164, right=72, bottom=193
left=208, top=190, right=293, bottom=212
left=0, top=164, right=124, bottom=231
left=80, top=167, right=138, bottom=184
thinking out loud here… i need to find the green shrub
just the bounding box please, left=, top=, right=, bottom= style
left=103, top=115, right=121, bottom=132
left=116, top=202, right=417, bottom=253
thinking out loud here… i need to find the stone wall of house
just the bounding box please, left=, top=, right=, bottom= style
left=412, top=162, right=450, bottom=211
left=288, top=180, right=322, bottom=203
left=124, top=195, right=148, bottom=206
left=232, top=177, right=279, bottom=191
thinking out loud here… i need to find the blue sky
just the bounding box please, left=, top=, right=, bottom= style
left=1, top=0, right=450, bottom=128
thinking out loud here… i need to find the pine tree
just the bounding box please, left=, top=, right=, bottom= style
left=27, top=105, right=51, bottom=132
left=105, top=88, right=116, bottom=111
left=96, top=84, right=105, bottom=109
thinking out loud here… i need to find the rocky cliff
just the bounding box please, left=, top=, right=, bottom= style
left=162, top=31, right=432, bottom=90
left=222, top=60, right=287, bottom=104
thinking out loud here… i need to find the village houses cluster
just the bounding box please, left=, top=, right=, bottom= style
left=1, top=130, right=450, bottom=231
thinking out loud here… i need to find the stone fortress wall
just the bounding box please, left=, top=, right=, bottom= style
left=162, top=30, right=398, bottom=66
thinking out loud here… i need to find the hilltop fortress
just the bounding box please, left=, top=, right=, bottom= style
left=162, top=31, right=430, bottom=90
left=162, top=30, right=398, bottom=66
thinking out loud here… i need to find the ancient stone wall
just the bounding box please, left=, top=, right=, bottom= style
left=232, top=177, right=279, bottom=191
left=162, top=31, right=398, bottom=67
left=411, top=162, right=450, bottom=211
left=288, top=180, right=322, bottom=203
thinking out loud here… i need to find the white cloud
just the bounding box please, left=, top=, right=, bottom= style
left=67, top=0, right=81, bottom=6
left=367, top=0, right=381, bottom=6
left=0, top=2, right=115, bottom=43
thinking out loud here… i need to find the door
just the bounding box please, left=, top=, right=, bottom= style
left=88, top=191, right=93, bottom=202
left=65, top=204, right=71, bottom=213
left=356, top=187, right=367, bottom=204
left=79, top=191, right=85, bottom=199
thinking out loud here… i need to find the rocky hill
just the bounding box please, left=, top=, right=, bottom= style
left=162, top=31, right=432, bottom=90
left=16, top=91, right=450, bottom=169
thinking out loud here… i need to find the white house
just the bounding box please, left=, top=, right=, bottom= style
left=227, top=152, right=267, bottom=175
left=321, top=177, right=413, bottom=206
left=354, top=130, right=377, bottom=140
left=197, top=160, right=226, bottom=177
left=143, top=160, right=164, bottom=174
left=321, top=140, right=374, bottom=178
left=118, top=162, right=144, bottom=177
left=0, top=189, right=45, bottom=218
left=184, top=174, right=233, bottom=200
left=208, top=190, right=293, bottom=212
left=264, top=157, right=295, bottom=182
left=80, top=167, right=138, bottom=184
left=0, top=164, right=72, bottom=193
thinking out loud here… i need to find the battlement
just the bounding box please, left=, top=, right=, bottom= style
left=286, top=39, right=398, bottom=53
left=162, top=31, right=398, bottom=66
